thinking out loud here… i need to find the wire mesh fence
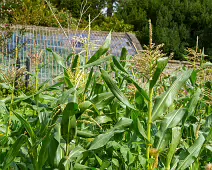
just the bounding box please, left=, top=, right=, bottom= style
left=0, top=25, right=137, bottom=83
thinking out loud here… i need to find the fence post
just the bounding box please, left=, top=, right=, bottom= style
left=25, top=56, right=30, bottom=88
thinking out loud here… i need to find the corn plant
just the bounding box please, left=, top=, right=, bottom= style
left=0, top=31, right=211, bottom=170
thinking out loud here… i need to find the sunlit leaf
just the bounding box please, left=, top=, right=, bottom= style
left=177, top=134, right=205, bottom=170
left=101, top=68, right=135, bottom=110
left=150, top=57, right=169, bottom=89
left=152, top=70, right=192, bottom=121
left=87, top=32, right=111, bottom=64
left=88, top=131, right=114, bottom=150
left=166, top=127, right=181, bottom=169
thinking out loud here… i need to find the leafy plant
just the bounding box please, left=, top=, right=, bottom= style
left=0, top=28, right=211, bottom=170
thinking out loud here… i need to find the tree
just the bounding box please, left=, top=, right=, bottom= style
left=50, top=0, right=105, bottom=19
left=116, top=0, right=212, bottom=61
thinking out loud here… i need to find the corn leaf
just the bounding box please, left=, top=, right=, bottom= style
left=47, top=48, right=66, bottom=68
left=113, top=118, right=133, bottom=131
left=156, top=108, right=186, bottom=150
left=64, top=68, right=74, bottom=88
left=48, top=124, right=62, bottom=167
left=112, top=55, right=128, bottom=74
left=87, top=32, right=111, bottom=64
left=89, top=131, right=114, bottom=150
left=101, top=68, right=135, bottom=110
left=38, top=132, right=53, bottom=169
left=166, top=127, right=181, bottom=169
left=95, top=116, right=113, bottom=124
left=14, top=112, right=36, bottom=143
left=120, top=47, right=127, bottom=67
left=77, top=130, right=97, bottom=138
left=61, top=101, right=78, bottom=143
left=160, top=108, right=186, bottom=132
left=177, top=134, right=205, bottom=170
left=122, top=74, right=149, bottom=101
left=71, top=54, right=79, bottom=72
left=83, top=55, right=112, bottom=68
left=83, top=67, right=94, bottom=94
left=150, top=57, right=169, bottom=89
left=186, top=88, right=201, bottom=118
left=3, top=135, right=27, bottom=170
left=152, top=70, right=192, bottom=121
left=89, top=118, right=132, bottom=150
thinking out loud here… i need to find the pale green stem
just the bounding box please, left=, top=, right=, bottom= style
left=35, top=64, right=39, bottom=92
left=147, top=87, right=153, bottom=170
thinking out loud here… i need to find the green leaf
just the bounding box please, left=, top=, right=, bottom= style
left=120, top=146, right=129, bottom=162
left=138, top=155, right=146, bottom=169
left=95, top=116, right=113, bottom=124
left=3, top=135, right=27, bottom=170
left=150, top=57, right=169, bottom=89
left=91, top=92, right=113, bottom=103
left=47, top=48, right=66, bottom=68
left=113, top=117, right=133, bottom=131
left=64, top=69, right=74, bottom=88
left=112, top=55, right=128, bottom=74
left=74, top=163, right=90, bottom=169
left=186, top=88, right=201, bottom=118
left=123, top=74, right=149, bottom=101
left=100, top=68, right=135, bottom=110
left=77, top=130, right=96, bottom=138
left=160, top=108, right=186, bottom=132
left=190, top=70, right=197, bottom=86
left=83, top=55, right=112, bottom=68
left=58, top=157, right=70, bottom=170
left=67, top=146, right=86, bottom=161
left=48, top=124, right=62, bottom=167
left=14, top=112, right=36, bottom=143
left=0, top=101, right=8, bottom=114
left=0, top=83, right=12, bottom=90
left=91, top=92, right=114, bottom=110
left=57, top=88, right=75, bottom=105
left=127, top=150, right=135, bottom=165
left=166, top=127, right=181, bottom=169
left=61, top=102, right=78, bottom=143
left=157, top=109, right=186, bottom=149
left=94, top=96, right=115, bottom=110
left=120, top=145, right=134, bottom=165
left=137, top=118, right=148, bottom=140
left=120, top=47, right=127, bottom=67
left=58, top=146, right=85, bottom=170
left=206, top=127, right=212, bottom=142
left=152, top=70, right=192, bottom=121
left=38, top=132, right=52, bottom=169
left=83, top=67, right=93, bottom=94
left=71, top=54, right=79, bottom=72
left=88, top=131, right=114, bottom=150
left=131, top=113, right=148, bottom=140
left=87, top=32, right=111, bottom=64
left=112, top=158, right=119, bottom=167
left=177, top=134, right=205, bottom=170
left=79, top=101, right=92, bottom=113
left=95, top=154, right=103, bottom=166
left=100, top=160, right=110, bottom=170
